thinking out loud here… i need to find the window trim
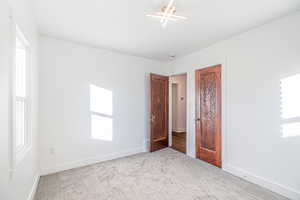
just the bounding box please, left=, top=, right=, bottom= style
left=11, top=22, right=32, bottom=167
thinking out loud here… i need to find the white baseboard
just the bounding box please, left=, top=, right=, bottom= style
left=27, top=173, right=40, bottom=200
left=223, top=164, right=300, bottom=200
left=41, top=146, right=146, bottom=176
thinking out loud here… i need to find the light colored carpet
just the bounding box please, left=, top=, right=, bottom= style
left=35, top=148, right=288, bottom=200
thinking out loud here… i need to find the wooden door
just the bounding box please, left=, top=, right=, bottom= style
left=195, top=65, right=222, bottom=168
left=150, top=74, right=169, bottom=152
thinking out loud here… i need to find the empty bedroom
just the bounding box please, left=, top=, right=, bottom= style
left=0, top=0, right=300, bottom=200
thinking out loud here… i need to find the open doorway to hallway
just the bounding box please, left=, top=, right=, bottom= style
left=170, top=74, right=187, bottom=154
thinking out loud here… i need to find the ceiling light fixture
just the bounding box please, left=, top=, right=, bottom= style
left=146, top=0, right=187, bottom=27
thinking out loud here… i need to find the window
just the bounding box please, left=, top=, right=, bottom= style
left=13, top=25, right=31, bottom=164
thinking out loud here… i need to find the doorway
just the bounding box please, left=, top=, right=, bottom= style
left=170, top=74, right=187, bottom=154
left=195, top=65, right=222, bottom=168
left=149, top=67, right=222, bottom=167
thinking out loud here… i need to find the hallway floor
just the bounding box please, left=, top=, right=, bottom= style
left=171, top=131, right=186, bottom=154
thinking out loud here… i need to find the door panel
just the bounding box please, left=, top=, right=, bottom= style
left=195, top=65, right=221, bottom=168
left=150, top=74, right=169, bottom=152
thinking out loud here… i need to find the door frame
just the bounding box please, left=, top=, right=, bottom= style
left=168, top=73, right=188, bottom=153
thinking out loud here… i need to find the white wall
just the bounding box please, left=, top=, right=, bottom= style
left=0, top=0, right=39, bottom=200
left=167, top=12, right=300, bottom=199
left=171, top=83, right=178, bottom=131
left=39, top=36, right=166, bottom=175
left=170, top=74, right=187, bottom=132
left=6, top=2, right=297, bottom=199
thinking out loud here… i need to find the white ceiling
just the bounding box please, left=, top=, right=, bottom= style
left=33, top=0, right=300, bottom=61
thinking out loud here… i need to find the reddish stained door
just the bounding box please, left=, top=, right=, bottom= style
left=195, top=65, right=222, bottom=168
left=150, top=74, right=169, bottom=152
